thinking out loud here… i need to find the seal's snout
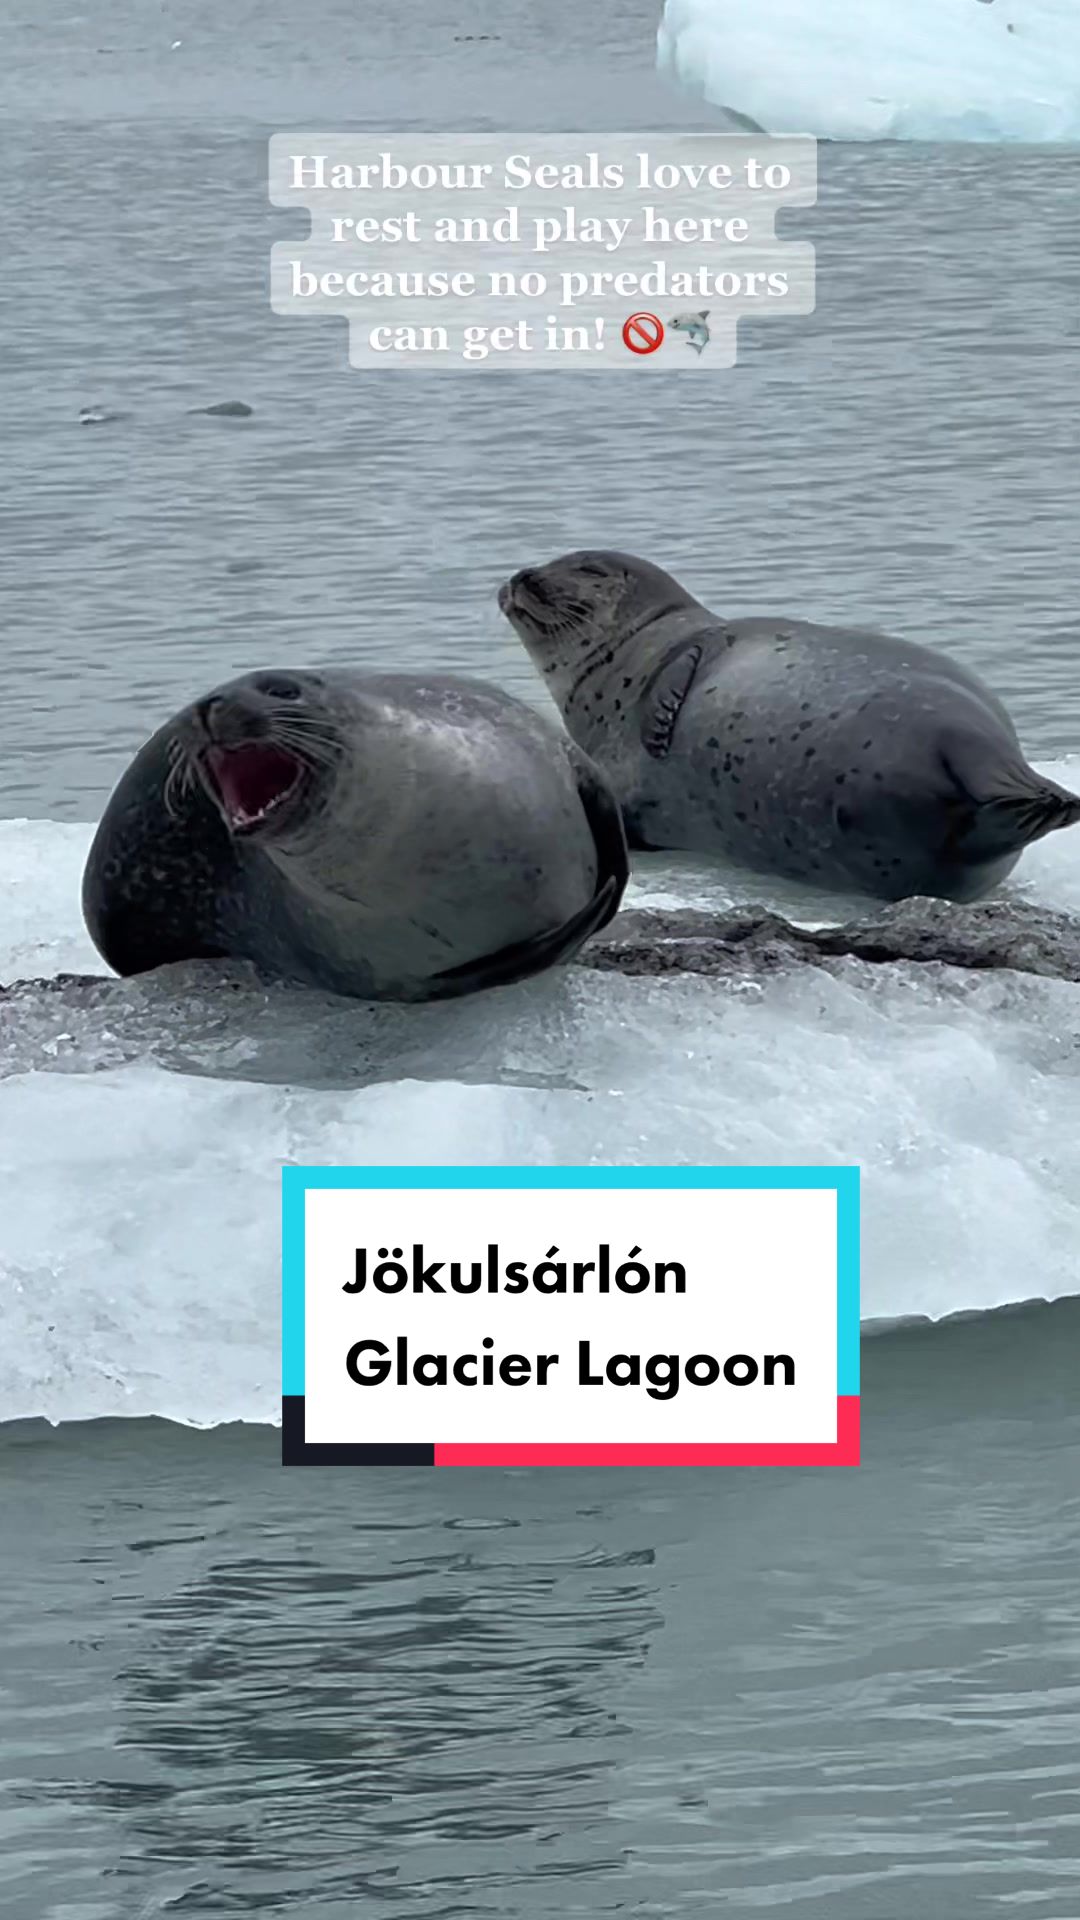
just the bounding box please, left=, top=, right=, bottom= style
left=196, top=692, right=267, bottom=748
left=189, top=688, right=308, bottom=836
left=501, top=566, right=552, bottom=616
left=197, top=674, right=309, bottom=743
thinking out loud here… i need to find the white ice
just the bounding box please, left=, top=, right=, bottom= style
left=657, top=0, right=1080, bottom=143
left=2, top=769, right=1079, bottom=1428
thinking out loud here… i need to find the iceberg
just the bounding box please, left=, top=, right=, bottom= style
left=2, top=783, right=1080, bottom=1428
left=657, top=0, right=1080, bottom=142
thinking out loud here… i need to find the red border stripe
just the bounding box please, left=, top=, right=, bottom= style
left=434, top=1396, right=860, bottom=1467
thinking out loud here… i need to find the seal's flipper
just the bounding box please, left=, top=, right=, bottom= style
left=941, top=733, right=1080, bottom=860
left=567, top=743, right=630, bottom=933
left=428, top=875, right=622, bottom=999
left=429, top=749, right=629, bottom=998
left=640, top=643, right=705, bottom=758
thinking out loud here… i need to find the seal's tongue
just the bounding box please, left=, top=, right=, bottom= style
left=205, top=742, right=302, bottom=831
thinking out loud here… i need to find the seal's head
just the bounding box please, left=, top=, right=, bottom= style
left=498, top=550, right=698, bottom=703
left=168, top=670, right=341, bottom=842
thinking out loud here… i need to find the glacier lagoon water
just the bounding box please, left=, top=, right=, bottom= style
left=3, top=0, right=1080, bottom=1912
left=4, top=1328, right=1080, bottom=1920
left=659, top=0, right=1080, bottom=143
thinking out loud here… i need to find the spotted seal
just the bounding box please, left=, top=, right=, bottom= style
left=499, top=549, right=1080, bottom=903
left=83, top=668, right=628, bottom=1000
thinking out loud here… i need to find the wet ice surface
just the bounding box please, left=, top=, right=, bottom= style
left=658, top=0, right=1080, bottom=142
left=1, top=787, right=1079, bottom=1426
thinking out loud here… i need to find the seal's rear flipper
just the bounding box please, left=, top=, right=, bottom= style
left=430, top=748, right=630, bottom=998
left=943, top=733, right=1080, bottom=859
left=977, top=782, right=1080, bottom=852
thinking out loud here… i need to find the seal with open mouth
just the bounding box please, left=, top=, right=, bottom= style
left=499, top=549, right=1080, bottom=905
left=82, top=668, right=628, bottom=1000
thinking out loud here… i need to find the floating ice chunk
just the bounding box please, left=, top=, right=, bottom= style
left=2, top=955, right=1080, bottom=1425
left=0, top=820, right=99, bottom=981
left=2, top=767, right=1079, bottom=1426
left=657, top=0, right=1080, bottom=143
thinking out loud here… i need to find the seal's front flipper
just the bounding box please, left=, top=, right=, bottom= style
left=430, top=750, right=630, bottom=998
left=942, top=733, right=1080, bottom=859
left=430, top=876, right=622, bottom=999
left=567, top=742, right=630, bottom=932
left=640, top=642, right=704, bottom=758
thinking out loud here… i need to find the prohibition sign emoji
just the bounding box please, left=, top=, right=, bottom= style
left=622, top=312, right=665, bottom=354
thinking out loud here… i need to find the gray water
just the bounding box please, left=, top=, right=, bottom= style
left=2, top=0, right=1080, bottom=818
left=3, top=1, right=1080, bottom=1914
left=2, top=1303, right=1080, bottom=1920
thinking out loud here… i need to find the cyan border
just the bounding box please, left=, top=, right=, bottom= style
left=282, top=1164, right=860, bottom=1402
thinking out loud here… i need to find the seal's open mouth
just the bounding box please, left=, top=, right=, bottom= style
left=204, top=742, right=305, bottom=833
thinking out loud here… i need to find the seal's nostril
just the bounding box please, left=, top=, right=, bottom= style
left=255, top=673, right=303, bottom=701
left=196, top=693, right=264, bottom=745
left=515, top=567, right=552, bottom=607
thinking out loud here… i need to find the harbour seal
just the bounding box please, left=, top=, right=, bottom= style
left=82, top=668, right=629, bottom=1001
left=499, top=549, right=1080, bottom=904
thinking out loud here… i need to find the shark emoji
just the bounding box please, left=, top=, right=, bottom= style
left=669, top=310, right=711, bottom=355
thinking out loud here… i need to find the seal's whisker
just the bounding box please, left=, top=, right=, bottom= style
left=162, top=737, right=197, bottom=820
left=268, top=710, right=341, bottom=738
left=539, top=604, right=589, bottom=636
left=271, top=720, right=343, bottom=771
left=543, top=606, right=611, bottom=658
left=273, top=726, right=341, bottom=752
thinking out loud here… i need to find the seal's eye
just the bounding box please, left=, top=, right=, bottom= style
left=257, top=675, right=303, bottom=701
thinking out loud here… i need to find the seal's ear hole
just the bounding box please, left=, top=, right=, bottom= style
left=256, top=674, right=303, bottom=701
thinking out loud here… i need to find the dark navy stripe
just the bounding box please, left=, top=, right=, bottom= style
left=281, top=1397, right=434, bottom=1467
